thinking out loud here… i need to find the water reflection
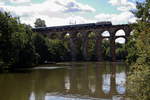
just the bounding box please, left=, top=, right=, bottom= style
left=0, top=62, right=127, bottom=100
left=64, top=75, right=70, bottom=91
left=116, top=72, right=126, bottom=94
left=103, top=74, right=110, bottom=94
left=29, top=92, right=35, bottom=100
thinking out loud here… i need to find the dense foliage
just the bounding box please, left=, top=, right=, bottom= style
left=0, top=12, right=69, bottom=69
left=0, top=12, right=37, bottom=68
left=127, top=0, right=150, bottom=100
left=0, top=11, right=127, bottom=69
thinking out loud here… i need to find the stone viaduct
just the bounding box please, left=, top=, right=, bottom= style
left=32, top=22, right=132, bottom=61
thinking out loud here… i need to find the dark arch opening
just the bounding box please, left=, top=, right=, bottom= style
left=76, top=32, right=83, bottom=60
left=115, top=37, right=127, bottom=60
left=49, top=33, right=59, bottom=39
left=61, top=33, right=71, bottom=49
left=77, top=32, right=82, bottom=38
left=63, top=32, right=70, bottom=39
left=59, top=32, right=71, bottom=61
left=87, top=31, right=97, bottom=61
left=102, top=38, right=111, bottom=61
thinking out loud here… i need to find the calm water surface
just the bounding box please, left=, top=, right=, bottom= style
left=0, top=62, right=128, bottom=100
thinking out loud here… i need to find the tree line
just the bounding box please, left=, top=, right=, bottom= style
left=0, top=13, right=71, bottom=69
left=0, top=0, right=150, bottom=99
left=0, top=12, right=127, bottom=69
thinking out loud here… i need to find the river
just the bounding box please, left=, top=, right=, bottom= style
left=0, top=62, right=128, bottom=100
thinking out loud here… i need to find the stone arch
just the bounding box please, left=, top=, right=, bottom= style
left=61, top=32, right=70, bottom=40
left=80, top=31, right=89, bottom=61
left=86, top=31, right=97, bottom=60
left=49, top=33, right=59, bottom=39
left=76, top=32, right=83, bottom=38
left=33, top=23, right=132, bottom=61
left=59, top=32, right=71, bottom=59
left=65, top=33, right=71, bottom=38
left=115, top=29, right=125, bottom=36
left=101, top=31, right=110, bottom=37
left=115, top=37, right=127, bottom=60
left=76, top=32, right=83, bottom=60
left=87, top=31, right=96, bottom=39
left=102, top=38, right=111, bottom=60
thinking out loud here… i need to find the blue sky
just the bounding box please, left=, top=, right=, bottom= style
left=0, top=0, right=137, bottom=26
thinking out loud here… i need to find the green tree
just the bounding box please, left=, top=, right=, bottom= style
left=87, top=32, right=97, bottom=60
left=32, top=34, right=49, bottom=64
left=127, top=1, right=150, bottom=100
left=48, top=39, right=68, bottom=62
left=34, top=18, right=46, bottom=27
left=132, top=0, right=150, bottom=22
left=0, top=11, right=37, bottom=68
left=102, top=39, right=110, bottom=60
left=127, top=22, right=150, bottom=100
left=115, top=43, right=127, bottom=60
left=14, top=25, right=38, bottom=67
left=126, top=36, right=138, bottom=64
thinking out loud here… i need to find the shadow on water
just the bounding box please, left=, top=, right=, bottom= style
left=0, top=67, right=33, bottom=74
left=0, top=62, right=128, bottom=100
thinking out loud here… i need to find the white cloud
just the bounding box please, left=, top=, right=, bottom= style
left=102, top=0, right=137, bottom=24
left=0, top=0, right=137, bottom=27
left=9, top=0, right=31, bottom=3
left=0, top=0, right=96, bottom=26
left=104, top=0, right=137, bottom=24
left=1, top=0, right=64, bottom=17
left=108, top=0, right=128, bottom=6
left=21, top=14, right=96, bottom=27
left=55, top=0, right=95, bottom=12
left=108, top=0, right=134, bottom=6
left=1, top=0, right=95, bottom=16
left=108, top=0, right=136, bottom=11
left=95, top=11, right=136, bottom=24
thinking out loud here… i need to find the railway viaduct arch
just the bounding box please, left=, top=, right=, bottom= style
left=32, top=22, right=132, bottom=61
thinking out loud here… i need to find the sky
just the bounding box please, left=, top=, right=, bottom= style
left=0, top=0, right=138, bottom=27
